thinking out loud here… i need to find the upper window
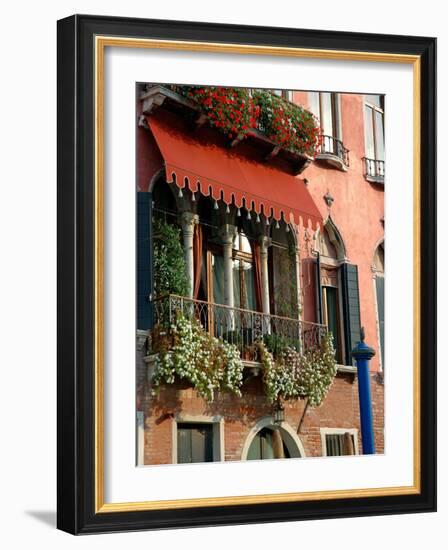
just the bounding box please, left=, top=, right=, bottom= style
left=308, top=92, right=349, bottom=169
left=364, top=95, right=385, bottom=183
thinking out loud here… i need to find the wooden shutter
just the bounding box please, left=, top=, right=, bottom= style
left=376, top=275, right=385, bottom=369
left=341, top=263, right=361, bottom=366
left=315, top=253, right=323, bottom=324
left=137, top=192, right=153, bottom=330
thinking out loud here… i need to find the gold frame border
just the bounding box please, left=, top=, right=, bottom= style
left=94, top=36, right=421, bottom=513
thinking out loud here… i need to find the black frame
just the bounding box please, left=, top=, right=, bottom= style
left=57, top=14, right=436, bottom=534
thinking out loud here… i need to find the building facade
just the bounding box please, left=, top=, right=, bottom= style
left=136, top=84, right=385, bottom=465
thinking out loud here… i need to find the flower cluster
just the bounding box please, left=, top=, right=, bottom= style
left=252, top=90, right=322, bottom=158
left=173, top=86, right=321, bottom=156
left=177, top=86, right=259, bottom=140
left=152, top=315, right=244, bottom=401
left=258, top=331, right=337, bottom=407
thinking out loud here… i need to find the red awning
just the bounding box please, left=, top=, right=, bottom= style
left=147, top=114, right=322, bottom=228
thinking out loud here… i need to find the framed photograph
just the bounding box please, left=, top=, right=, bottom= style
left=57, top=15, right=436, bottom=534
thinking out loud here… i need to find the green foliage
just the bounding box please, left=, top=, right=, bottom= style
left=259, top=332, right=338, bottom=407
left=263, top=333, right=297, bottom=356
left=252, top=90, right=322, bottom=157
left=172, top=86, right=321, bottom=157
left=153, top=219, right=189, bottom=298
left=152, top=315, right=244, bottom=401
left=174, top=85, right=259, bottom=140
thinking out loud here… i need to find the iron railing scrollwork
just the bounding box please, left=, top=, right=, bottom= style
left=151, top=294, right=327, bottom=357
left=319, top=135, right=350, bottom=167
left=363, top=157, right=385, bottom=181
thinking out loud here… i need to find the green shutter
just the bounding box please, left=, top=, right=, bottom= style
left=137, top=192, right=153, bottom=330
left=177, top=424, right=214, bottom=463
left=315, top=253, right=323, bottom=324
left=376, top=275, right=385, bottom=369
left=341, top=263, right=361, bottom=366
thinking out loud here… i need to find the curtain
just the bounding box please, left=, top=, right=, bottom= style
left=212, top=255, right=225, bottom=305
left=251, top=240, right=263, bottom=312
left=193, top=223, right=203, bottom=299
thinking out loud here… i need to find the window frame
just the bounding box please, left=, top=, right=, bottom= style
left=172, top=415, right=225, bottom=464
left=364, top=94, right=385, bottom=162
left=320, top=427, right=359, bottom=456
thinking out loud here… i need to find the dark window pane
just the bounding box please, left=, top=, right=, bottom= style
left=177, top=423, right=214, bottom=463
left=325, top=286, right=340, bottom=362
left=177, top=428, right=192, bottom=464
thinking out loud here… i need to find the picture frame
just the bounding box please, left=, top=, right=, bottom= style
left=57, top=14, right=436, bottom=534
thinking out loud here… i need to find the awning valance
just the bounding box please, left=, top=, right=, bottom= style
left=147, top=114, right=322, bottom=228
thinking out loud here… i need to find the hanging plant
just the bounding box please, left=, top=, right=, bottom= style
left=251, top=90, right=322, bottom=157
left=258, top=331, right=337, bottom=407
left=152, top=314, right=244, bottom=401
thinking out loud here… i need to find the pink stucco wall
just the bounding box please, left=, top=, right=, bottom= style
left=294, top=91, right=384, bottom=372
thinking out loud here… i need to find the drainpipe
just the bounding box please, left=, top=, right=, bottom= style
left=352, top=327, right=376, bottom=454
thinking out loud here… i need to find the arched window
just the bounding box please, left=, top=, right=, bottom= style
left=317, top=221, right=346, bottom=363
left=232, top=228, right=256, bottom=311
left=269, top=220, right=299, bottom=318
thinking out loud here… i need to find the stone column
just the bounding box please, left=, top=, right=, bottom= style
left=180, top=211, right=198, bottom=298
left=259, top=236, right=271, bottom=315
left=219, top=224, right=236, bottom=309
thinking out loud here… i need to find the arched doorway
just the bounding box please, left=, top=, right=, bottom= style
left=241, top=417, right=305, bottom=460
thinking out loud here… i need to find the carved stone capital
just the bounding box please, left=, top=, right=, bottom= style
left=219, top=224, right=237, bottom=246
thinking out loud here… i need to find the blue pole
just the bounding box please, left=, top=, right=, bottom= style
left=352, top=328, right=376, bottom=454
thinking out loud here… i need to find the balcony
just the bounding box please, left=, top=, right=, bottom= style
left=140, top=84, right=314, bottom=175
left=363, top=157, right=385, bottom=184
left=316, top=135, right=349, bottom=171
left=149, top=294, right=327, bottom=363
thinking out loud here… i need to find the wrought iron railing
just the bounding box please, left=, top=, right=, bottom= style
left=151, top=294, right=327, bottom=358
left=319, top=135, right=350, bottom=167
left=363, top=157, right=385, bottom=181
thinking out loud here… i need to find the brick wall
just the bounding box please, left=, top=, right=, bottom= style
left=141, top=367, right=384, bottom=464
